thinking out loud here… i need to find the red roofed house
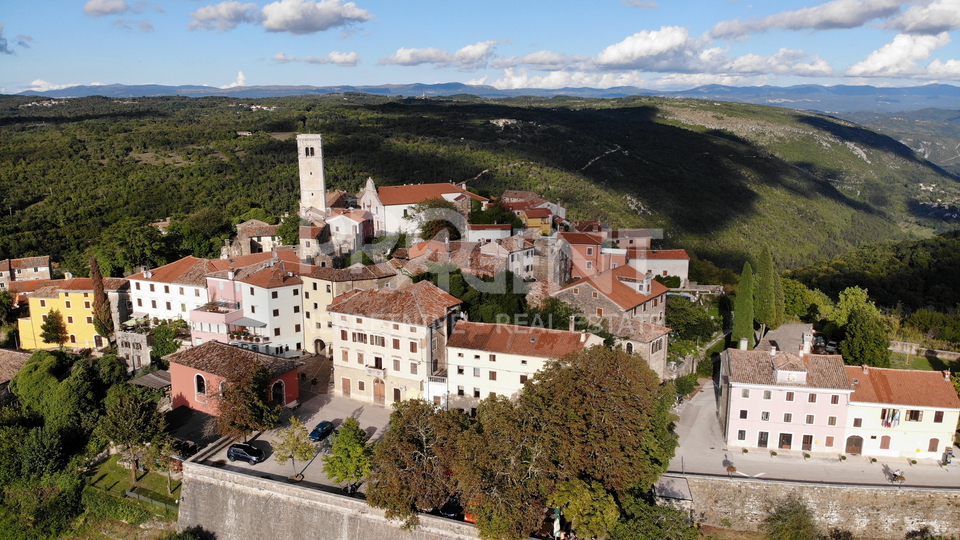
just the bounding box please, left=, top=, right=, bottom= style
left=167, top=341, right=301, bottom=416
left=627, top=249, right=691, bottom=288
left=328, top=281, right=461, bottom=407
left=552, top=265, right=669, bottom=326
left=0, top=256, right=52, bottom=290
left=843, top=365, right=960, bottom=460
left=557, top=232, right=627, bottom=280
left=446, top=321, right=603, bottom=413
left=606, top=317, right=673, bottom=380
left=326, top=208, right=374, bottom=255
left=358, top=177, right=488, bottom=236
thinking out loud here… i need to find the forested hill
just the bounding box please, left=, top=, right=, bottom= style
left=1, top=93, right=958, bottom=275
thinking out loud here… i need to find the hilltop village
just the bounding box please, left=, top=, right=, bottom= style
left=2, top=134, right=959, bottom=540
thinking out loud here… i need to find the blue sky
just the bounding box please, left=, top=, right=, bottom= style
left=3, top=0, right=960, bottom=93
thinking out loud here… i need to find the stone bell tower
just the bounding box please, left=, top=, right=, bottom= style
left=297, top=134, right=326, bottom=224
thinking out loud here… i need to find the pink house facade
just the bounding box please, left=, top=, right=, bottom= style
left=168, top=341, right=301, bottom=416
left=720, top=348, right=853, bottom=454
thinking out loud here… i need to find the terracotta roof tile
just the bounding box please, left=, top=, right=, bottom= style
left=557, top=266, right=669, bottom=310
left=500, top=190, right=537, bottom=202
left=129, top=252, right=299, bottom=286
left=448, top=321, right=598, bottom=358
left=167, top=341, right=300, bottom=379
left=0, top=349, right=31, bottom=385
left=522, top=208, right=552, bottom=218
left=328, top=281, right=461, bottom=326
left=377, top=183, right=488, bottom=206
left=628, top=249, right=690, bottom=260
left=6, top=256, right=50, bottom=270
left=468, top=224, right=512, bottom=231
left=725, top=349, right=852, bottom=390
left=238, top=261, right=313, bottom=289
left=607, top=317, right=671, bottom=343
left=307, top=262, right=397, bottom=282
left=558, top=232, right=604, bottom=245
left=845, top=366, right=960, bottom=409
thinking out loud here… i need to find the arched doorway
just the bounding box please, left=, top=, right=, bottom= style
left=314, top=339, right=326, bottom=355
left=272, top=380, right=285, bottom=404
left=373, top=378, right=385, bottom=405
left=845, top=436, right=863, bottom=455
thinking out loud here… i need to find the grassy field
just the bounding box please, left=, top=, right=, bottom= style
left=89, top=455, right=181, bottom=510
left=889, top=352, right=957, bottom=372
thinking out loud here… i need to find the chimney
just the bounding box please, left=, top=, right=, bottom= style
left=798, top=343, right=805, bottom=359
left=738, top=337, right=748, bottom=350
left=227, top=270, right=235, bottom=280
left=580, top=330, right=587, bottom=343
left=943, top=370, right=951, bottom=381
left=644, top=270, right=653, bottom=294
left=145, top=271, right=153, bottom=279
left=861, top=365, right=869, bottom=374
left=569, top=315, right=576, bottom=332
left=770, top=346, right=777, bottom=356
left=64, top=271, right=73, bottom=279
left=272, top=251, right=279, bottom=259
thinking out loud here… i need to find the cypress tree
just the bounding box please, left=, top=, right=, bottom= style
left=90, top=257, right=113, bottom=343
left=733, top=262, right=755, bottom=349
left=773, top=270, right=786, bottom=328
left=755, top=247, right=776, bottom=341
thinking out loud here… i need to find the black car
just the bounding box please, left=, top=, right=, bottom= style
left=309, top=421, right=335, bottom=442
left=227, top=443, right=265, bottom=464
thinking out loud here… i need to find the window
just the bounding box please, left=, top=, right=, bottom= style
left=342, top=350, right=348, bottom=363
left=739, top=410, right=748, bottom=420
left=831, top=394, right=840, bottom=405
left=520, top=375, right=528, bottom=384
left=741, top=389, right=750, bottom=398
left=179, top=287, right=185, bottom=295
left=137, top=299, right=142, bottom=307
left=393, top=339, right=400, bottom=349
left=586, top=247, right=594, bottom=255
left=165, top=302, right=171, bottom=310
left=294, top=306, right=300, bottom=313
left=825, top=436, right=834, bottom=447
left=164, top=285, right=170, bottom=294
left=39, top=300, right=46, bottom=307
left=272, top=291, right=278, bottom=299
left=805, top=415, right=814, bottom=425
left=195, top=374, right=206, bottom=395
left=489, top=354, right=496, bottom=362
left=586, top=261, right=593, bottom=269
left=274, top=328, right=280, bottom=336
left=358, top=381, right=365, bottom=392
left=84, top=301, right=91, bottom=309
left=457, top=386, right=464, bottom=396
left=928, top=438, right=940, bottom=453
left=828, top=416, right=837, bottom=426
left=149, top=284, right=155, bottom=292
left=737, top=430, right=746, bottom=441
left=935, top=411, right=944, bottom=423
left=596, top=308, right=603, bottom=317
left=457, top=366, right=464, bottom=375
left=65, top=301, right=71, bottom=309
left=273, top=309, right=280, bottom=317
left=473, top=368, right=480, bottom=377
left=295, top=324, right=301, bottom=332
left=907, top=410, right=923, bottom=422
left=151, top=300, right=157, bottom=309
left=573, top=288, right=579, bottom=295
left=326, top=284, right=331, bottom=293
left=489, top=371, right=497, bottom=381
left=410, top=363, right=417, bottom=375
left=251, top=306, right=256, bottom=313
left=853, top=418, right=862, bottom=428
left=86, top=316, right=93, bottom=324
left=785, top=392, right=794, bottom=402
left=783, top=413, right=793, bottom=423
left=195, top=289, right=200, bottom=297
left=393, top=359, right=401, bottom=371
left=763, top=390, right=771, bottom=400
left=372, top=335, right=385, bottom=347
left=410, top=341, right=418, bottom=353
left=341, top=330, right=348, bottom=341
left=473, top=388, right=481, bottom=398
left=880, top=435, right=890, bottom=450
left=293, top=290, right=299, bottom=296
left=761, top=411, right=770, bottom=421
left=357, top=352, right=364, bottom=365
left=808, top=393, right=817, bottom=403
left=592, top=292, right=598, bottom=298
left=250, top=287, right=255, bottom=295
left=67, top=316, right=74, bottom=324
left=135, top=283, right=140, bottom=290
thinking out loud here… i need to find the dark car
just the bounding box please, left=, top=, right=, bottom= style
left=309, top=421, right=335, bottom=442
left=227, top=443, right=265, bottom=464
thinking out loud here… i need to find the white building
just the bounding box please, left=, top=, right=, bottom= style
left=480, top=235, right=537, bottom=280
left=446, top=321, right=604, bottom=413
left=627, top=249, right=690, bottom=287
left=297, top=133, right=326, bottom=224
left=358, top=177, right=488, bottom=236
left=329, top=281, right=461, bottom=406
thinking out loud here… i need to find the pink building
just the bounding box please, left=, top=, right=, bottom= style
left=558, top=232, right=627, bottom=280
left=720, top=348, right=853, bottom=453
left=167, top=341, right=301, bottom=416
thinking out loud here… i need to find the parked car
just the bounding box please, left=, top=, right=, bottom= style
left=309, top=420, right=335, bottom=442
left=227, top=443, right=265, bottom=464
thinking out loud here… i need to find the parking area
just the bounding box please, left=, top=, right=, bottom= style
left=200, top=392, right=392, bottom=494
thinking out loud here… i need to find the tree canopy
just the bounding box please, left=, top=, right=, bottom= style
left=40, top=309, right=68, bottom=349
left=215, top=360, right=281, bottom=440
left=732, top=262, right=755, bottom=349
left=322, top=417, right=372, bottom=491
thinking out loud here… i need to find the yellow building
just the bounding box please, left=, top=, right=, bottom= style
left=18, top=278, right=129, bottom=350
left=520, top=208, right=553, bottom=236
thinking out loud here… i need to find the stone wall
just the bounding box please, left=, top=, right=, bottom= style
left=889, top=341, right=960, bottom=362
left=179, top=461, right=480, bottom=540
left=684, top=474, right=960, bottom=538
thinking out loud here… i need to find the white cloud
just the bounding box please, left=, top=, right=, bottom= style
left=16, top=34, right=33, bottom=48
left=274, top=52, right=298, bottom=64
left=84, top=0, right=129, bottom=17
left=323, top=51, right=359, bottom=65
left=724, top=48, right=833, bottom=76
left=221, top=71, right=247, bottom=88
left=114, top=19, right=154, bottom=32
left=710, top=0, right=908, bottom=39
left=847, top=32, right=950, bottom=76
left=491, top=51, right=583, bottom=71
left=189, top=2, right=261, bottom=31
left=886, top=0, right=960, bottom=34
left=261, top=0, right=373, bottom=35
left=23, top=79, right=81, bottom=92
left=927, top=58, right=960, bottom=77
left=379, top=41, right=498, bottom=70
left=623, top=0, right=658, bottom=9
left=274, top=51, right=359, bottom=65
left=596, top=26, right=703, bottom=71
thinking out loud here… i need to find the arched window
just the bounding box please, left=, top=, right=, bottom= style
left=69, top=334, right=77, bottom=344
left=626, top=342, right=634, bottom=354
left=195, top=374, right=206, bottom=395
left=272, top=380, right=284, bottom=403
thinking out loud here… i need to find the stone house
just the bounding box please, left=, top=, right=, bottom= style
left=328, top=281, right=461, bottom=407
left=167, top=341, right=301, bottom=416
left=606, top=317, right=673, bottom=380
left=0, top=256, right=52, bottom=289
left=552, top=266, right=669, bottom=326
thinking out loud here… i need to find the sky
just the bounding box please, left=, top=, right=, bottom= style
left=3, top=0, right=960, bottom=94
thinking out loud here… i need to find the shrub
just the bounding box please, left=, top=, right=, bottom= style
left=765, top=495, right=819, bottom=540
left=674, top=373, right=698, bottom=396
left=81, top=487, right=150, bottom=525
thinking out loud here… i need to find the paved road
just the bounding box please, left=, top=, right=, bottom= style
left=669, top=379, right=960, bottom=488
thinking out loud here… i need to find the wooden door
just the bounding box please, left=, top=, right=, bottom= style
left=802, top=434, right=813, bottom=451
left=393, top=387, right=402, bottom=403
left=757, top=431, right=768, bottom=448
left=778, top=433, right=792, bottom=449
left=845, top=436, right=863, bottom=455
left=374, top=379, right=385, bottom=405
left=341, top=378, right=351, bottom=398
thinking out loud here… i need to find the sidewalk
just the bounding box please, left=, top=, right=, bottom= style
left=668, top=379, right=960, bottom=488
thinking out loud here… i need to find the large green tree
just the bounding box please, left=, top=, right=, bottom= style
left=95, top=386, right=166, bottom=483
left=322, top=417, right=372, bottom=492
left=40, top=309, right=69, bottom=349
left=732, top=262, right=755, bottom=349
left=755, top=246, right=777, bottom=341
left=273, top=416, right=318, bottom=478
left=89, top=256, right=113, bottom=342
left=765, top=495, right=820, bottom=540
left=215, top=360, right=281, bottom=440
left=665, top=295, right=719, bottom=342
left=547, top=478, right=619, bottom=539
left=367, top=400, right=468, bottom=528
left=839, top=307, right=890, bottom=367
left=276, top=213, right=302, bottom=246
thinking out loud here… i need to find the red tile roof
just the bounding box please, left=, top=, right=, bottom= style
left=448, top=322, right=597, bottom=358
left=129, top=252, right=300, bottom=286
left=0, top=349, right=31, bottom=385
left=167, top=341, right=300, bottom=379
left=307, top=262, right=397, bottom=282
left=557, top=266, right=669, bottom=310
left=328, top=281, right=461, bottom=326
left=607, top=317, right=671, bottom=343
left=845, top=366, right=960, bottom=409
left=239, top=261, right=314, bottom=289
left=572, top=220, right=606, bottom=233
left=725, top=349, right=852, bottom=390
left=19, top=277, right=129, bottom=298
left=522, top=208, right=552, bottom=218
left=468, top=223, right=512, bottom=231
left=558, top=232, right=604, bottom=245
left=628, top=249, right=690, bottom=260
left=377, top=183, right=488, bottom=206
left=3, top=256, right=50, bottom=270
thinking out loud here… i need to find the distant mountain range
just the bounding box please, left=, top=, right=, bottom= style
left=14, top=82, right=960, bottom=113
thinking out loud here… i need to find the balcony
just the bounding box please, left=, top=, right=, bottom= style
left=428, top=375, right=447, bottom=384
left=365, top=366, right=387, bottom=379
left=191, top=300, right=242, bottom=326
